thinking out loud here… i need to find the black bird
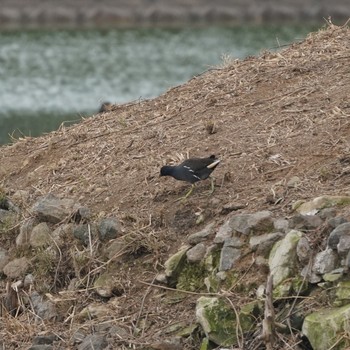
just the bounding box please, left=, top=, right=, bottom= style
left=160, top=155, right=220, bottom=198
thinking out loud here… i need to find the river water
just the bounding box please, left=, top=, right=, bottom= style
left=0, top=24, right=317, bottom=144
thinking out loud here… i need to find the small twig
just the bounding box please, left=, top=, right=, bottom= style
left=261, top=274, right=275, bottom=350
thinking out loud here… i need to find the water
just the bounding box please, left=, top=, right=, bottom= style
left=0, top=25, right=317, bottom=144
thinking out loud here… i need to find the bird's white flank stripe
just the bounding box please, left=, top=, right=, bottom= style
left=207, top=160, right=220, bottom=169
left=184, top=165, right=195, bottom=173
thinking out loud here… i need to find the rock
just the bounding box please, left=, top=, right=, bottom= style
left=78, top=302, right=113, bottom=320
left=335, top=281, right=350, bottom=306
left=323, top=268, right=344, bottom=283
left=164, top=246, right=189, bottom=286
left=328, top=222, right=350, bottom=250
left=30, top=222, right=51, bottom=248
left=223, top=237, right=242, bottom=247
left=51, top=223, right=75, bottom=247
left=302, top=304, right=350, bottom=350
left=16, top=217, right=38, bottom=246
left=219, top=202, right=246, bottom=215
left=249, top=232, right=284, bottom=257
left=186, top=243, right=206, bottom=262
left=31, top=193, right=81, bottom=224
left=295, top=195, right=350, bottom=215
left=288, top=214, right=323, bottom=231
left=3, top=257, right=30, bottom=278
left=30, top=291, right=58, bottom=321
left=328, top=216, right=348, bottom=229
left=318, top=207, right=337, bottom=220
left=296, top=237, right=312, bottom=264
left=73, top=223, right=98, bottom=245
left=77, top=334, right=108, bottom=350
left=104, top=237, right=127, bottom=260
left=73, top=206, right=91, bottom=223
left=0, top=209, right=17, bottom=223
left=313, top=249, right=338, bottom=275
left=11, top=189, right=30, bottom=205
left=151, top=337, right=182, bottom=350
left=287, top=176, right=301, bottom=188
left=268, top=230, right=303, bottom=287
left=219, top=246, right=240, bottom=271
left=196, top=297, right=236, bottom=346
left=337, top=233, right=350, bottom=258
left=24, top=274, right=35, bottom=287
left=32, top=335, right=57, bottom=345
left=28, top=345, right=53, bottom=350
left=273, top=218, right=289, bottom=233
left=98, top=217, right=122, bottom=242
left=196, top=297, right=258, bottom=347
left=0, top=247, right=9, bottom=273
left=187, top=222, right=216, bottom=245
left=214, top=211, right=274, bottom=243
left=300, top=265, right=322, bottom=284
left=93, top=270, right=123, bottom=298
left=155, top=273, right=167, bottom=284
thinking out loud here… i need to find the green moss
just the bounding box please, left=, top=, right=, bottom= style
left=335, top=281, right=350, bottom=306
left=197, top=297, right=237, bottom=346
left=303, top=305, right=350, bottom=350
left=177, top=262, right=207, bottom=291
left=33, top=248, right=56, bottom=276
left=202, top=246, right=221, bottom=274
left=239, top=301, right=262, bottom=331
left=164, top=246, right=189, bottom=287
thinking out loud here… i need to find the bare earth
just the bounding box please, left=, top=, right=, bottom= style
left=0, top=23, right=350, bottom=349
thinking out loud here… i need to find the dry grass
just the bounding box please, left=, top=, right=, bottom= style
left=0, top=23, right=350, bottom=349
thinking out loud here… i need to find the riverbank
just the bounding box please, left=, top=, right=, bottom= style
left=0, top=0, right=349, bottom=28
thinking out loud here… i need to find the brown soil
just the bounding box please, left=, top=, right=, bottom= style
left=0, top=23, right=350, bottom=349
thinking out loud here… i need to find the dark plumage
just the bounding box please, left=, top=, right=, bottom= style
left=160, top=155, right=220, bottom=198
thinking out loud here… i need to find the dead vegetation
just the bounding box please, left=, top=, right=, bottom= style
left=0, top=22, right=350, bottom=349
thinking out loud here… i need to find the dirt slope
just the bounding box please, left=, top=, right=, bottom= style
left=1, top=24, right=350, bottom=227
left=0, top=23, right=350, bottom=349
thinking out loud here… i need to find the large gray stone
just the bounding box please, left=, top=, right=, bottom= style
left=16, top=217, right=38, bottom=246
left=295, top=195, right=350, bottom=215
left=30, top=222, right=51, bottom=248
left=249, top=232, right=284, bottom=257
left=98, top=217, right=122, bottom=242
left=269, top=230, right=302, bottom=287
left=186, top=243, right=206, bottom=262
left=77, top=334, right=108, bottom=350
left=296, top=236, right=311, bottom=264
left=31, top=193, right=81, bottom=224
left=214, top=211, right=274, bottom=243
left=3, top=257, right=30, bottom=278
left=219, top=246, right=240, bottom=271
left=313, top=249, right=338, bottom=275
left=302, top=304, right=350, bottom=350
left=328, top=223, right=350, bottom=250
left=337, top=234, right=350, bottom=258
left=288, top=214, right=323, bottom=231
left=188, top=222, right=216, bottom=245
left=30, top=291, right=58, bottom=321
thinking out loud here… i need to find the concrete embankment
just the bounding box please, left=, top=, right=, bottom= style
left=0, top=0, right=349, bottom=27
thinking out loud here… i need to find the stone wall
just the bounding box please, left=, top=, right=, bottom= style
left=0, top=0, right=349, bottom=27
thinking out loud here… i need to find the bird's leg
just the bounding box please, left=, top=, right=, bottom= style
left=208, top=177, right=215, bottom=195
left=176, top=184, right=195, bottom=201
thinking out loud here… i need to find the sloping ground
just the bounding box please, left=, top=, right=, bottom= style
left=0, top=24, right=350, bottom=349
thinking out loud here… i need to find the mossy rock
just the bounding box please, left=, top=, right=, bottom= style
left=196, top=297, right=260, bottom=347
left=177, top=262, right=207, bottom=292
left=302, top=304, right=350, bottom=350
